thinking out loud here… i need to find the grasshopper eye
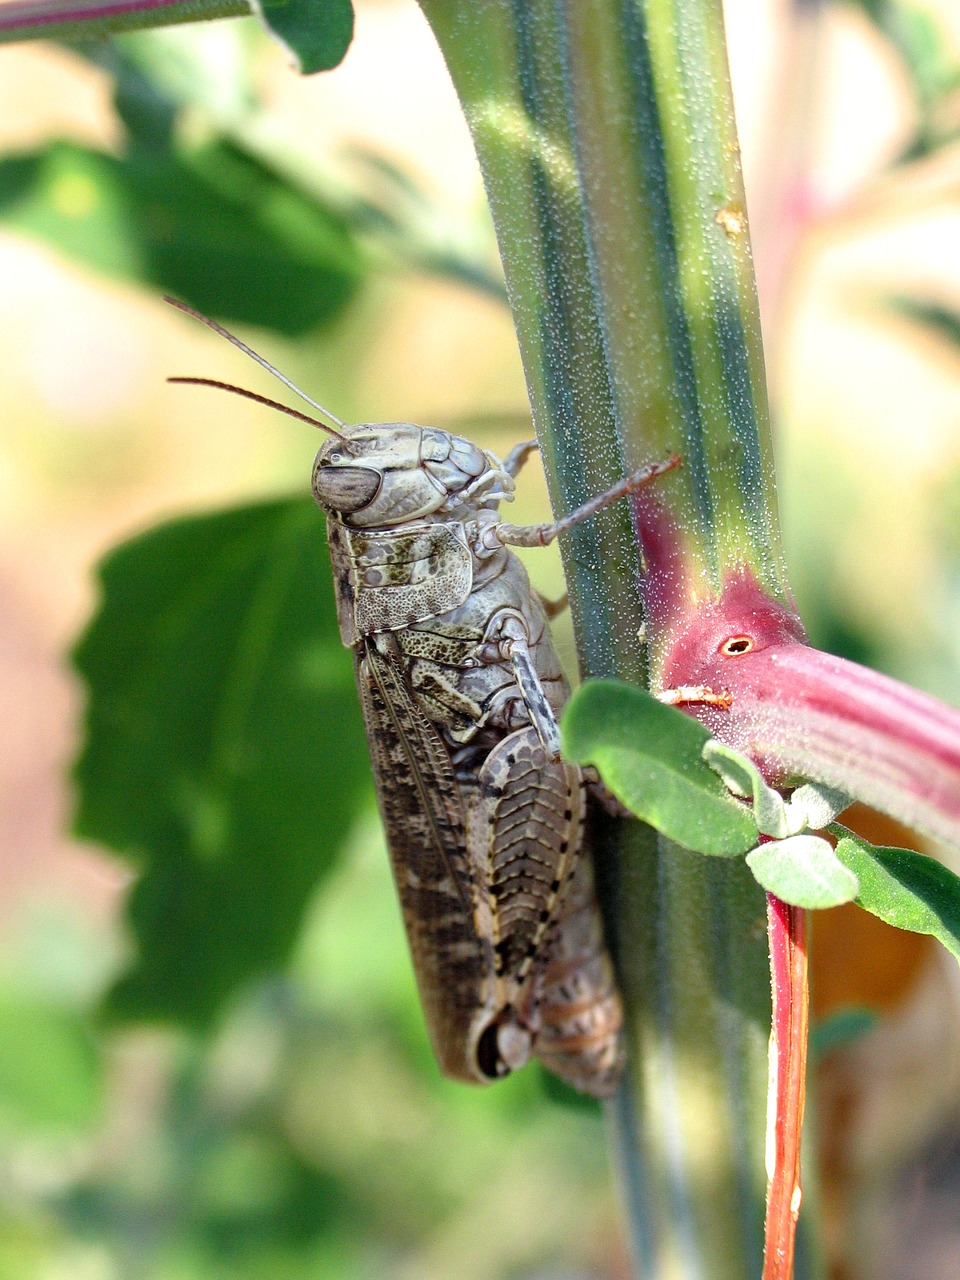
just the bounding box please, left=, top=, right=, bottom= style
left=313, top=464, right=382, bottom=514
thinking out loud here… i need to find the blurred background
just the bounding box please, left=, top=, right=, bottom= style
left=0, top=0, right=959, bottom=1276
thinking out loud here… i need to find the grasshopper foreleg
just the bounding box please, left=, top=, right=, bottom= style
left=496, top=453, right=681, bottom=548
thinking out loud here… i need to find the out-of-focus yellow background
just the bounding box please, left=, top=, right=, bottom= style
left=1, top=0, right=960, bottom=1276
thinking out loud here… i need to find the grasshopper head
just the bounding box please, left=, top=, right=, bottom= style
left=312, top=424, right=511, bottom=528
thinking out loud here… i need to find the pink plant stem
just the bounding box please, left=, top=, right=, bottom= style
left=0, top=0, right=246, bottom=35
left=659, top=570, right=960, bottom=851
left=762, top=888, right=809, bottom=1280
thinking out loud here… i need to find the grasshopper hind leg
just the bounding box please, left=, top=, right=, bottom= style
left=464, top=727, right=583, bottom=1081
left=464, top=727, right=625, bottom=1098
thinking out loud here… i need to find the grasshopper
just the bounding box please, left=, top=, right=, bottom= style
left=167, top=298, right=678, bottom=1097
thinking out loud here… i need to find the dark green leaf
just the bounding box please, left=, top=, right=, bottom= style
left=72, top=498, right=370, bottom=1026
left=888, top=296, right=960, bottom=351
left=0, top=139, right=364, bottom=335
left=745, top=835, right=859, bottom=909
left=811, top=1007, right=877, bottom=1057
left=256, top=0, right=353, bottom=75
left=832, top=825, right=960, bottom=963
left=561, top=680, right=758, bottom=856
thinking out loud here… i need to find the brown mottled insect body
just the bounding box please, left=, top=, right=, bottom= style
left=320, top=422, right=627, bottom=1090
left=315, top=419, right=647, bottom=1095
left=166, top=296, right=679, bottom=1098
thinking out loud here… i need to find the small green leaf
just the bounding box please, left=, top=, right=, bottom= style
left=832, top=826, right=960, bottom=963
left=254, top=0, right=353, bottom=75
left=746, top=836, right=860, bottom=909
left=700, top=739, right=759, bottom=799
left=702, top=740, right=791, bottom=837
left=703, top=741, right=851, bottom=839
left=73, top=498, right=370, bottom=1027
left=562, top=680, right=758, bottom=856
left=787, top=782, right=852, bottom=833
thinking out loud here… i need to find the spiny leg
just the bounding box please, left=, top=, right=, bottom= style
left=474, top=608, right=564, bottom=760
left=496, top=454, right=681, bottom=548
left=505, top=637, right=562, bottom=760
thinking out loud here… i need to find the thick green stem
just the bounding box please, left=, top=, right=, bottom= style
left=417, top=2, right=813, bottom=1277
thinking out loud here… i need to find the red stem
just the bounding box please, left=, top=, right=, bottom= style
left=0, top=0, right=246, bottom=34
left=762, top=890, right=809, bottom=1280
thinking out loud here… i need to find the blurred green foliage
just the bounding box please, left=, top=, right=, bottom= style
left=0, top=136, right=364, bottom=335
left=0, top=31, right=504, bottom=332
left=72, top=499, right=370, bottom=1026
left=0, top=838, right=613, bottom=1280
left=850, top=0, right=960, bottom=158
left=0, top=38, right=364, bottom=335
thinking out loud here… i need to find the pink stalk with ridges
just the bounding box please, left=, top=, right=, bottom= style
left=659, top=570, right=960, bottom=853
left=763, top=890, right=809, bottom=1280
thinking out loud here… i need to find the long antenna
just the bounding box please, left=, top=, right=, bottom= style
left=163, top=296, right=351, bottom=437
left=167, top=377, right=352, bottom=442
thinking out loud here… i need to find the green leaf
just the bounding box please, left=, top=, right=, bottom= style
left=0, top=997, right=102, bottom=1132
left=562, top=680, right=758, bottom=856
left=832, top=826, right=960, bottom=963
left=72, top=498, right=371, bottom=1026
left=746, top=836, right=860, bottom=909
left=787, top=782, right=852, bottom=833
left=703, top=741, right=851, bottom=840
left=254, top=0, right=353, bottom=75
left=0, top=138, right=364, bottom=336
left=702, top=740, right=792, bottom=837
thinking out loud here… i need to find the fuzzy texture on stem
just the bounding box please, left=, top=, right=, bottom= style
left=416, top=1, right=792, bottom=1274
